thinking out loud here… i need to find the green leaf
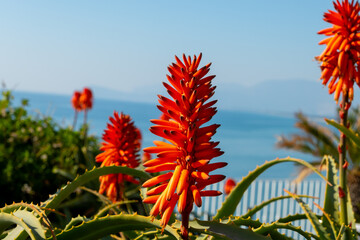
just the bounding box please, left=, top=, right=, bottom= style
left=94, top=200, right=138, bottom=218
left=322, top=155, right=340, bottom=239
left=192, top=219, right=271, bottom=240
left=253, top=222, right=315, bottom=240
left=0, top=211, right=45, bottom=240
left=284, top=190, right=331, bottom=240
left=228, top=217, right=292, bottom=240
left=53, top=213, right=181, bottom=240
left=42, top=166, right=150, bottom=211
left=276, top=213, right=320, bottom=223
left=214, top=157, right=328, bottom=220
left=4, top=225, right=28, bottom=240
left=242, top=195, right=315, bottom=219
left=325, top=119, right=360, bottom=146
left=64, top=216, right=90, bottom=231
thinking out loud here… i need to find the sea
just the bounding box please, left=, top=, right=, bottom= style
left=12, top=90, right=324, bottom=180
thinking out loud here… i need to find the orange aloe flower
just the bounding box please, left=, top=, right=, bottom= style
left=71, top=91, right=82, bottom=111
left=96, top=112, right=142, bottom=202
left=316, top=0, right=360, bottom=103
left=80, top=87, right=93, bottom=110
left=142, top=53, right=226, bottom=235
left=224, top=178, right=236, bottom=195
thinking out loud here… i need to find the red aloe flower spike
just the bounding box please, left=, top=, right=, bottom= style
left=142, top=53, right=225, bottom=239
left=96, top=112, right=141, bottom=202
left=316, top=0, right=360, bottom=103
left=71, top=91, right=82, bottom=111
left=71, top=90, right=82, bottom=129
left=79, top=87, right=93, bottom=110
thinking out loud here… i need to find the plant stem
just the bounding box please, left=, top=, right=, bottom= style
left=72, top=110, right=78, bottom=130
left=84, top=109, right=88, bottom=126
left=180, top=194, right=193, bottom=240
left=339, top=92, right=350, bottom=239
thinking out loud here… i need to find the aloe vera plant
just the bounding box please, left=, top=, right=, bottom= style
left=0, top=166, right=181, bottom=240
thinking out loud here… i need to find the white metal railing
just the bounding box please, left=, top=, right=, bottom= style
left=177, top=179, right=328, bottom=239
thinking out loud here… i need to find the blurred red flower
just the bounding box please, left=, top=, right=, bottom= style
left=80, top=87, right=93, bottom=110
left=71, top=91, right=82, bottom=111
left=224, top=178, right=236, bottom=195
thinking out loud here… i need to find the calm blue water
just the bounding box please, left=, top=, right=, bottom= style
left=13, top=91, right=315, bottom=179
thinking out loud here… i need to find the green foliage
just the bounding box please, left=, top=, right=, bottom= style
left=0, top=165, right=178, bottom=240
left=0, top=90, right=100, bottom=205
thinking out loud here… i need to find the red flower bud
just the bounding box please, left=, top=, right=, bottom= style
left=339, top=186, right=345, bottom=198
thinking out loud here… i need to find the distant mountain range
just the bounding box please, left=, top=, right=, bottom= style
left=91, top=79, right=356, bottom=117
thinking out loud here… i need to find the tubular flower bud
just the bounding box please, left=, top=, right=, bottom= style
left=142, top=54, right=225, bottom=227
left=316, top=0, right=360, bottom=103
left=96, top=112, right=142, bottom=202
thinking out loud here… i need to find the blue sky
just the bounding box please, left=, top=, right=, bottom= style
left=0, top=1, right=334, bottom=101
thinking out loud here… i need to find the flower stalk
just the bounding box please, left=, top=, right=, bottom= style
left=338, top=93, right=351, bottom=239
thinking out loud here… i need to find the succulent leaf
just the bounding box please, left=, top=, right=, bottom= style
left=42, top=166, right=150, bottom=211
left=242, top=195, right=315, bottom=219
left=192, top=219, right=271, bottom=240
left=284, top=190, right=330, bottom=240
left=214, top=157, right=328, bottom=220
left=53, top=214, right=181, bottom=240
left=0, top=211, right=45, bottom=240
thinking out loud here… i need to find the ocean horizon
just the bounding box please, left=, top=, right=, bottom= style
left=11, top=90, right=322, bottom=180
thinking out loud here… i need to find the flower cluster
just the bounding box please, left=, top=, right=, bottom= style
left=316, top=0, right=360, bottom=103
left=96, top=112, right=142, bottom=202
left=142, top=54, right=226, bottom=227
left=71, top=91, right=82, bottom=111
left=71, top=87, right=93, bottom=111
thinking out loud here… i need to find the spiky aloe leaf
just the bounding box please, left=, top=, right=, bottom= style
left=64, top=216, right=90, bottom=231
left=321, top=155, right=339, bottom=239
left=242, top=195, right=315, bottom=219
left=0, top=211, right=45, bottom=240
left=94, top=200, right=138, bottom=218
left=276, top=213, right=320, bottom=223
left=227, top=217, right=292, bottom=240
left=192, top=219, right=271, bottom=240
left=42, top=166, right=150, bottom=211
left=284, top=190, right=331, bottom=240
left=253, top=222, right=317, bottom=240
left=325, top=119, right=360, bottom=146
left=346, top=186, right=358, bottom=239
left=214, top=157, right=328, bottom=220
left=4, top=225, right=28, bottom=240
left=53, top=213, right=181, bottom=240
left=346, top=186, right=356, bottom=227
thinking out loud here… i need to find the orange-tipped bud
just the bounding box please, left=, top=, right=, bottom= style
left=142, top=172, right=173, bottom=188
left=143, top=195, right=160, bottom=204
left=191, top=185, right=202, bottom=207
